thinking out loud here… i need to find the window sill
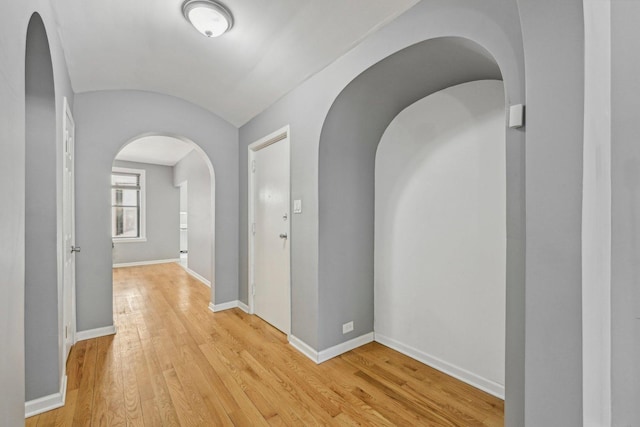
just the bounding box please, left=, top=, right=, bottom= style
left=113, top=237, right=147, bottom=244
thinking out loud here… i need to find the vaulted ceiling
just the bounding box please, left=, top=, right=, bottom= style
left=52, top=0, right=419, bottom=126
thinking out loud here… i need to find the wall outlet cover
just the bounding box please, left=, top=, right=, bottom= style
left=342, top=321, right=354, bottom=334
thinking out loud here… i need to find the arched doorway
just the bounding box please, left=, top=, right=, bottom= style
left=375, top=79, right=507, bottom=397
left=317, top=37, right=524, bottom=423
left=25, top=12, right=64, bottom=413
left=111, top=134, right=216, bottom=303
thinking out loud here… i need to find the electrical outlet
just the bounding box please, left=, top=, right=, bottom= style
left=342, top=321, right=354, bottom=334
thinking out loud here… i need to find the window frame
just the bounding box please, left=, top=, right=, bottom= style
left=111, top=166, right=147, bottom=243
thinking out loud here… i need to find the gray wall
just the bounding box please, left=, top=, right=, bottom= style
left=174, top=150, right=213, bottom=284
left=0, top=0, right=74, bottom=421
left=240, top=1, right=527, bottom=424
left=318, top=37, right=504, bottom=348
left=316, top=36, right=524, bottom=425
left=24, top=13, right=59, bottom=403
left=0, top=1, right=626, bottom=425
left=240, top=0, right=586, bottom=425
left=74, top=90, right=238, bottom=333
left=112, top=160, right=179, bottom=265
left=611, top=2, right=640, bottom=425
left=517, top=1, right=585, bottom=425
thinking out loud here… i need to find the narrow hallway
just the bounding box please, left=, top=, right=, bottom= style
left=26, top=263, right=503, bottom=426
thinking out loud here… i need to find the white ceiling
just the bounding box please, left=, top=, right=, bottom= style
left=52, top=0, right=419, bottom=126
left=115, top=135, right=194, bottom=166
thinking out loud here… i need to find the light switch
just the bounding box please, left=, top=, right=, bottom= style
left=293, top=199, right=302, bottom=214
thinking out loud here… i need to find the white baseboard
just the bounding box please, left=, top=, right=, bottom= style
left=319, top=332, right=374, bottom=363
left=75, top=325, right=117, bottom=342
left=237, top=301, right=249, bottom=313
left=289, top=332, right=374, bottom=364
left=113, top=258, right=179, bottom=268
left=209, top=300, right=248, bottom=313
left=374, top=333, right=505, bottom=399
left=179, top=265, right=211, bottom=287
left=289, top=335, right=319, bottom=363
left=25, top=375, right=67, bottom=418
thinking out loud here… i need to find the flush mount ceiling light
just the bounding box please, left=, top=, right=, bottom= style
left=182, top=0, right=233, bottom=38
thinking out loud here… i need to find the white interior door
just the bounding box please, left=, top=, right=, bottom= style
left=62, top=98, right=76, bottom=361
left=180, top=183, right=188, bottom=256
left=251, top=132, right=290, bottom=335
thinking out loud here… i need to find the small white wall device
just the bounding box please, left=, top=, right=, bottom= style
left=509, top=104, right=525, bottom=129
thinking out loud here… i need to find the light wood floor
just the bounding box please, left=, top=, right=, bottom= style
left=26, top=263, right=503, bottom=426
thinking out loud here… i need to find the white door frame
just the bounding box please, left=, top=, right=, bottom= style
left=248, top=125, right=291, bottom=318
left=61, top=96, right=76, bottom=361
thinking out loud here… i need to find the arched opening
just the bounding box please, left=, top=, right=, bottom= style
left=318, top=37, right=524, bottom=422
left=111, top=134, right=217, bottom=304
left=375, top=80, right=506, bottom=397
left=25, top=12, right=61, bottom=405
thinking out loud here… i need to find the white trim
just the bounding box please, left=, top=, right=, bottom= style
left=112, top=237, right=147, bottom=243
left=113, top=258, right=179, bottom=268
left=25, top=375, right=67, bottom=418
left=582, top=1, right=612, bottom=425
left=289, top=335, right=320, bottom=363
left=75, top=325, right=117, bottom=342
left=179, top=264, right=211, bottom=287
left=318, top=332, right=374, bottom=363
left=209, top=300, right=247, bottom=312
left=60, top=96, right=77, bottom=383
left=238, top=301, right=249, bottom=313
left=248, top=125, right=291, bottom=317
left=289, top=332, right=374, bottom=364
left=111, top=166, right=146, bottom=240
left=374, top=333, right=505, bottom=399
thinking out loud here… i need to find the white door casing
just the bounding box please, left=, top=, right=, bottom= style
left=62, top=97, right=76, bottom=361
left=249, top=126, right=291, bottom=335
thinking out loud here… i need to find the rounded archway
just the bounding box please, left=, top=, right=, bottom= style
left=375, top=79, right=507, bottom=396
left=317, top=36, right=524, bottom=421
left=25, top=12, right=61, bottom=406
left=111, top=133, right=217, bottom=302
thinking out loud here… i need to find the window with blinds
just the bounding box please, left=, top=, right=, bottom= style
left=111, top=170, right=143, bottom=239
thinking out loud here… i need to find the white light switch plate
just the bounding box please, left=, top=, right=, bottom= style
left=293, top=199, right=302, bottom=214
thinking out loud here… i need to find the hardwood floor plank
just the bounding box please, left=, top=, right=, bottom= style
left=122, top=348, right=145, bottom=427
left=163, top=368, right=207, bottom=426
left=54, top=389, right=77, bottom=427
left=140, top=396, right=163, bottom=427
left=91, top=336, right=126, bottom=427
left=149, top=372, right=181, bottom=426
left=72, top=338, right=98, bottom=427
left=26, top=263, right=504, bottom=426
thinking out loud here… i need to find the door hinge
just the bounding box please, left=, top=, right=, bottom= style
left=252, top=222, right=256, bottom=235
left=65, top=325, right=68, bottom=339
left=252, top=283, right=256, bottom=296
left=251, top=160, right=256, bottom=173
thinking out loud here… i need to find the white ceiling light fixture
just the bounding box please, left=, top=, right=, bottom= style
left=182, top=0, right=233, bottom=38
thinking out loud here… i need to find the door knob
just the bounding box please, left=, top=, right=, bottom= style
left=279, top=233, right=288, bottom=239
left=71, top=246, right=81, bottom=253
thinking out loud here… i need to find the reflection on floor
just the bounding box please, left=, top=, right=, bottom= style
left=179, top=251, right=188, bottom=268
left=26, top=263, right=504, bottom=426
